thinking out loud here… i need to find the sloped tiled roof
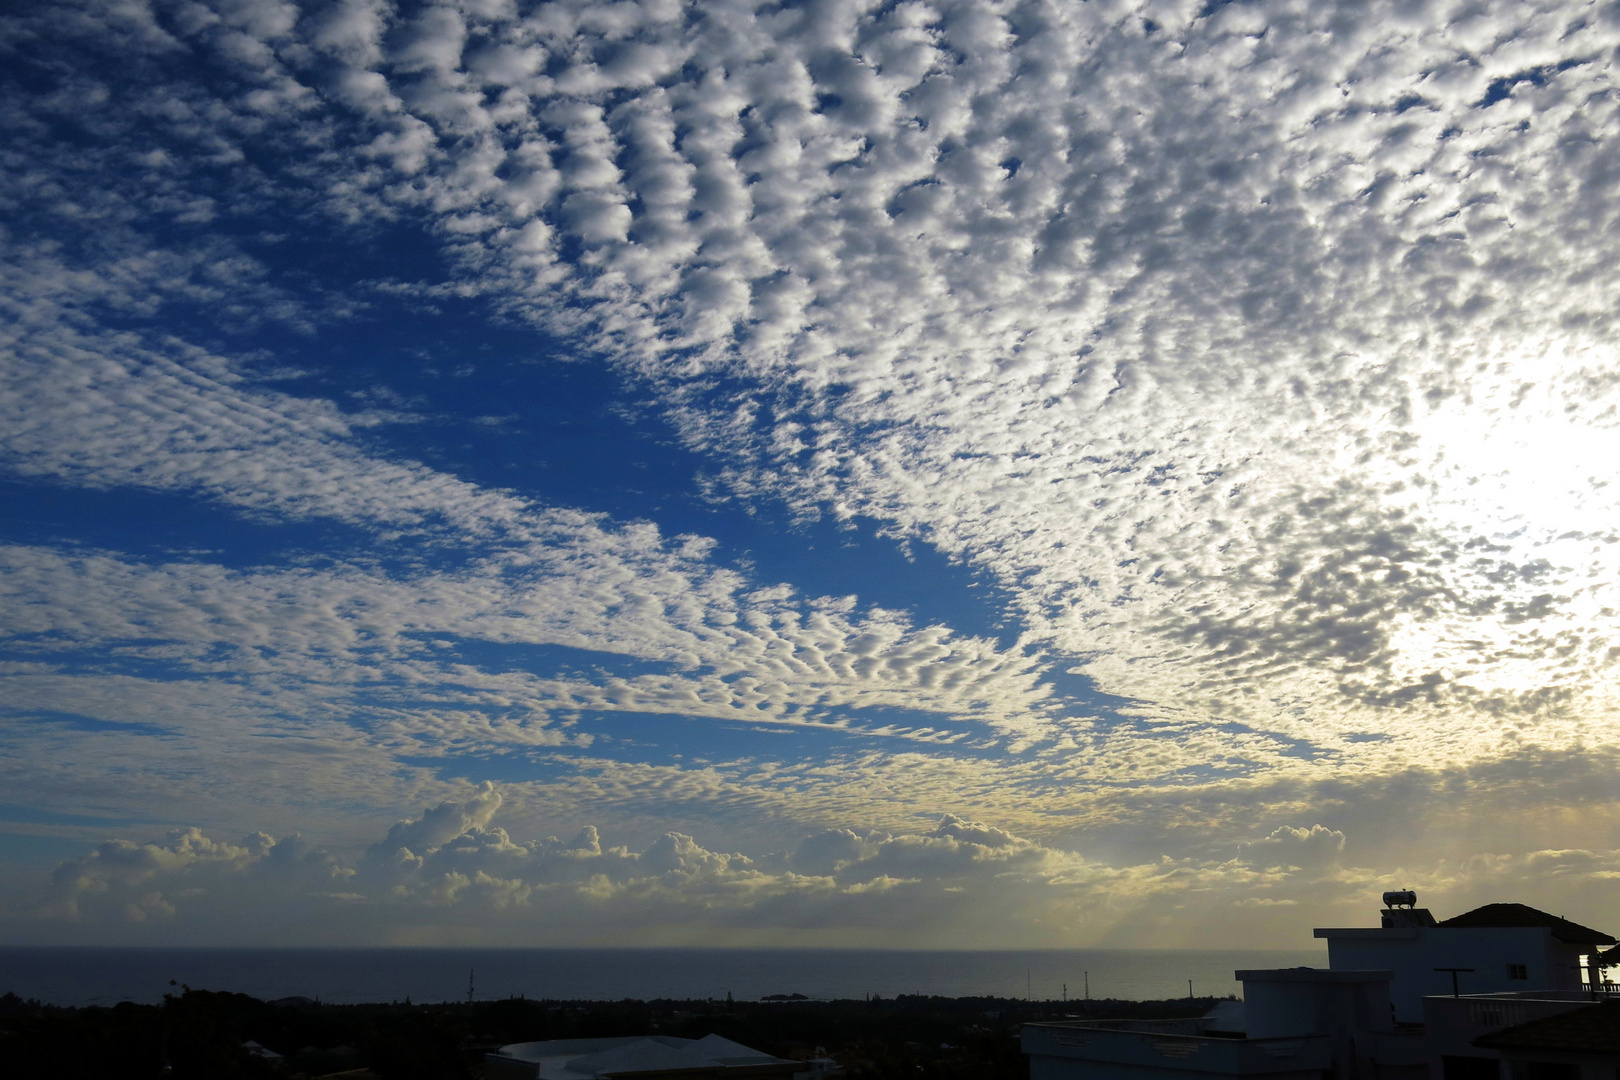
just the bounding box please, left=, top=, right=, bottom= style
left=1437, top=903, right=1616, bottom=945
left=1475, top=1003, right=1620, bottom=1054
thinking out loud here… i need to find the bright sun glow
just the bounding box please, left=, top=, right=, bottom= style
left=1417, top=359, right=1620, bottom=540
left=1369, top=341, right=1620, bottom=699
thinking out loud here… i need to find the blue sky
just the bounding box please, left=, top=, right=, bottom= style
left=3, top=0, right=1620, bottom=948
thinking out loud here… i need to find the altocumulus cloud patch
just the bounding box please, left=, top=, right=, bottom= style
left=2, top=0, right=1620, bottom=945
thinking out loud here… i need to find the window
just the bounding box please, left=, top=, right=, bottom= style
left=1507, top=964, right=1528, bottom=981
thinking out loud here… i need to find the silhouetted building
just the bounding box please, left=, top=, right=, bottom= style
left=1022, top=892, right=1618, bottom=1080
left=1023, top=967, right=1425, bottom=1080
left=1474, top=1000, right=1620, bottom=1080
left=1315, top=896, right=1615, bottom=1022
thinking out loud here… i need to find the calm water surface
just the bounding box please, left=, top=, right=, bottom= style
left=0, top=947, right=1325, bottom=1007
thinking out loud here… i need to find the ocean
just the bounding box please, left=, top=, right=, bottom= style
left=0, top=947, right=1325, bottom=1008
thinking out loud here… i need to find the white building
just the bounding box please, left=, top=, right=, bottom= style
left=1314, top=895, right=1615, bottom=1023
left=1022, top=892, right=1618, bottom=1080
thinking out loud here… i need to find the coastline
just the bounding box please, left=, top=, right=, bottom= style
left=0, top=945, right=1324, bottom=1009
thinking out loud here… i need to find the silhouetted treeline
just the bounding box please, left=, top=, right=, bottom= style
left=0, top=985, right=1225, bottom=1079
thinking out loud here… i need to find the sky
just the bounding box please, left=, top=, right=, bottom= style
left=2, top=0, right=1620, bottom=950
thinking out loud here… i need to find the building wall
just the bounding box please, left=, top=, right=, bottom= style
left=1421, top=993, right=1598, bottom=1080
left=1322, top=928, right=1586, bottom=1022
left=1501, top=1050, right=1620, bottom=1080
left=1025, top=1056, right=1324, bottom=1080
left=1019, top=1021, right=1335, bottom=1080
left=484, top=1056, right=540, bottom=1080
left=1245, top=978, right=1394, bottom=1040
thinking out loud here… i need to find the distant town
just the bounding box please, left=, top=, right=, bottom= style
left=4, top=890, right=1617, bottom=1080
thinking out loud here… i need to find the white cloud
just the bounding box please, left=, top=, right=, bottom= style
left=0, top=537, right=1067, bottom=741
left=366, top=782, right=504, bottom=860
left=23, top=789, right=1620, bottom=948
left=60, top=0, right=1601, bottom=771
left=4, top=0, right=1620, bottom=944
left=1237, top=825, right=1347, bottom=871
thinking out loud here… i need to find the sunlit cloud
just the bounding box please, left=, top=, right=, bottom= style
left=18, top=785, right=1619, bottom=947
left=2, top=0, right=1619, bottom=944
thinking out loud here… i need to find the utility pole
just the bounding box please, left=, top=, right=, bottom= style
left=1188, top=979, right=1194, bottom=1000
left=1027, top=969, right=1032, bottom=1001
left=468, top=968, right=475, bottom=1004
left=1062, top=982, right=1067, bottom=1003
left=1435, top=968, right=1474, bottom=997
left=1084, top=971, right=1089, bottom=1000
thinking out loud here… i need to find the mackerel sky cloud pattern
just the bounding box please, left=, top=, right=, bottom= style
left=3, top=0, right=1620, bottom=945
